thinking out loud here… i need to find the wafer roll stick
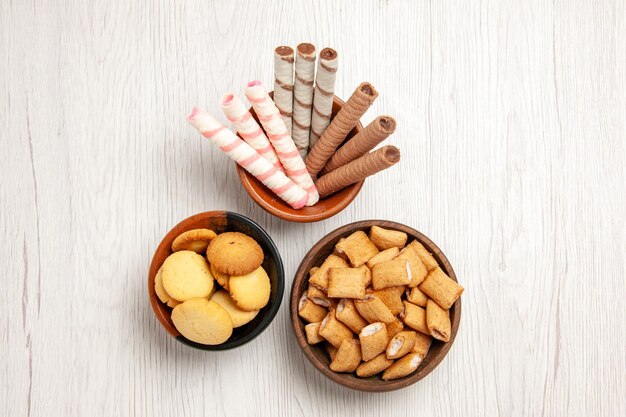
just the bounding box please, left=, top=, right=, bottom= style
left=316, top=145, right=400, bottom=198
left=292, top=43, right=316, bottom=158
left=356, top=353, right=394, bottom=377
left=305, top=82, right=378, bottom=177
left=310, top=48, right=338, bottom=148
left=273, top=46, right=294, bottom=135
left=187, top=108, right=308, bottom=209
left=220, top=93, right=283, bottom=172
left=245, top=81, right=319, bottom=206
left=322, top=116, right=396, bottom=174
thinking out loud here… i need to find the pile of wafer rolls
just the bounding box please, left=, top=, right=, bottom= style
left=298, top=226, right=464, bottom=380
left=187, top=43, right=401, bottom=209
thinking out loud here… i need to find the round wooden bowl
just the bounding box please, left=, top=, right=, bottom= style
left=290, top=220, right=461, bottom=392
left=236, top=94, right=364, bottom=223
left=148, top=211, right=284, bottom=350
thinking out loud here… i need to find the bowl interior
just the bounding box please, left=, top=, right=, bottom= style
left=149, top=211, right=284, bottom=350
left=236, top=95, right=364, bottom=223
left=290, top=220, right=461, bottom=392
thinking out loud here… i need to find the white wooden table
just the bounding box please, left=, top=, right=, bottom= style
left=2, top=1, right=625, bottom=416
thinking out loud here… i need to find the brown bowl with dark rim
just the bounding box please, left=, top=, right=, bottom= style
left=148, top=211, right=284, bottom=350
left=290, top=220, right=462, bottom=392
left=236, top=94, right=364, bottom=223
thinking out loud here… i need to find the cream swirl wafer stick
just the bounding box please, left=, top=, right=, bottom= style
left=273, top=46, right=294, bottom=136
left=219, top=93, right=283, bottom=172
left=245, top=80, right=320, bottom=206
left=187, top=107, right=308, bottom=209
left=292, top=43, right=316, bottom=158
left=315, top=145, right=400, bottom=198
left=305, top=82, right=378, bottom=178
left=321, top=115, right=396, bottom=174
left=310, top=48, right=338, bottom=149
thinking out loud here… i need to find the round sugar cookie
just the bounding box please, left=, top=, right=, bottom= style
left=171, top=228, right=217, bottom=254
left=207, top=232, right=263, bottom=276
left=210, top=263, right=230, bottom=290
left=161, top=251, right=214, bottom=301
left=171, top=298, right=233, bottom=345
left=228, top=266, right=271, bottom=311
left=211, top=290, right=260, bottom=328
left=154, top=266, right=173, bottom=303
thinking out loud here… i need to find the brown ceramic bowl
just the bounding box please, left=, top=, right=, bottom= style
left=148, top=211, right=284, bottom=350
left=290, top=220, right=461, bottom=392
left=236, top=94, right=364, bottom=223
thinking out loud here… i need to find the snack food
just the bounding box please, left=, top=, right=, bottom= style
left=329, top=339, right=361, bottom=372
left=419, top=266, right=464, bottom=309
left=188, top=107, right=309, bottom=209
left=171, top=228, right=217, bottom=253
left=315, top=145, right=400, bottom=198
left=335, top=231, right=379, bottom=267
left=244, top=80, right=319, bottom=206
left=298, top=225, right=464, bottom=381
left=206, top=232, right=264, bottom=276
left=322, top=116, right=396, bottom=174
left=171, top=298, right=233, bottom=345
left=211, top=290, right=259, bottom=328
left=359, top=322, right=388, bottom=361
left=327, top=267, right=368, bottom=298
left=161, top=251, right=214, bottom=301
left=305, top=82, right=379, bottom=177
left=155, top=228, right=273, bottom=346
left=292, top=43, right=316, bottom=158
left=310, top=47, right=338, bottom=148
left=220, top=93, right=283, bottom=171
left=273, top=46, right=295, bottom=135
left=426, top=299, right=451, bottom=342
left=381, top=353, right=422, bottom=381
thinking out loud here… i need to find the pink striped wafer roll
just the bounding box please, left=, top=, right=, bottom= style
left=244, top=80, right=319, bottom=206
left=187, top=107, right=309, bottom=209
left=220, top=93, right=284, bottom=172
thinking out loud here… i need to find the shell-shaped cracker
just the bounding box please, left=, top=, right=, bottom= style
left=229, top=266, right=271, bottom=311
left=171, top=298, right=233, bottom=345
left=211, top=290, right=259, bottom=328
left=171, top=228, right=217, bottom=253
left=161, top=251, right=214, bottom=301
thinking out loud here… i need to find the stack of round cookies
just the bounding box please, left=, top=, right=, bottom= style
left=155, top=229, right=271, bottom=345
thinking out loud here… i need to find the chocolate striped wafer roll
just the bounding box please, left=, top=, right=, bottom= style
left=310, top=48, right=338, bottom=149
left=273, top=46, right=294, bottom=135
left=305, top=82, right=378, bottom=177
left=315, top=145, right=400, bottom=198
left=292, top=43, right=316, bottom=158
left=321, top=115, right=396, bottom=174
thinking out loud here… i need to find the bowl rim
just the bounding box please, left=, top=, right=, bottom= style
left=236, top=94, right=365, bottom=223
left=148, top=210, right=285, bottom=351
left=289, top=220, right=462, bottom=391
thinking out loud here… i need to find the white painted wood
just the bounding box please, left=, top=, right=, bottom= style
left=1, top=0, right=624, bottom=416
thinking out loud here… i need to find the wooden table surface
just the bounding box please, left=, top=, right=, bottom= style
left=1, top=1, right=624, bottom=416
